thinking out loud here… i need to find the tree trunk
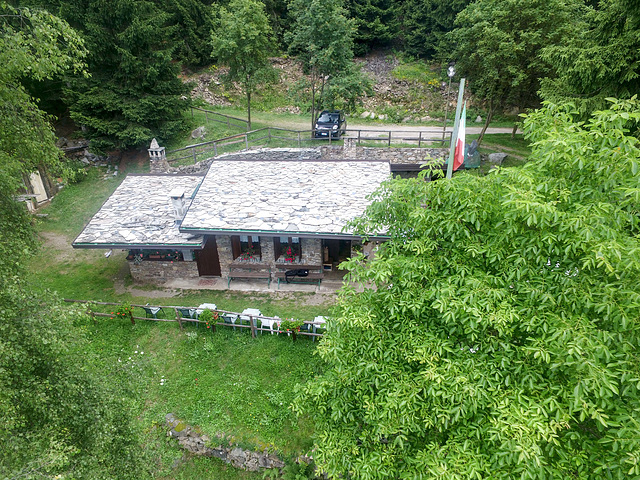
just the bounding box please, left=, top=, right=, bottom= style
left=477, top=102, right=494, bottom=146
left=310, top=68, right=317, bottom=134
left=247, top=89, right=252, bottom=131
left=511, top=121, right=518, bottom=139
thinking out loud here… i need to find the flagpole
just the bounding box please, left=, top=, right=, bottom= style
left=446, top=78, right=465, bottom=180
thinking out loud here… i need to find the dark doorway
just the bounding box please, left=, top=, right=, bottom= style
left=195, top=236, right=221, bottom=276
left=323, top=239, right=352, bottom=264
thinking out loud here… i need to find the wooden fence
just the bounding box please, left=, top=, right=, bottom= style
left=190, top=106, right=249, bottom=131
left=167, top=126, right=450, bottom=165
left=64, top=299, right=324, bottom=340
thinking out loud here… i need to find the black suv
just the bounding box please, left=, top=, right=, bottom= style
left=314, top=110, right=347, bottom=139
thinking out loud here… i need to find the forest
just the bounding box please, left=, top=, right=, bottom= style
left=2, top=0, right=640, bottom=479
left=4, top=0, right=640, bottom=151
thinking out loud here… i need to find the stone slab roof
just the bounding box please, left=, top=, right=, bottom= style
left=73, top=175, right=205, bottom=248
left=180, top=160, right=390, bottom=237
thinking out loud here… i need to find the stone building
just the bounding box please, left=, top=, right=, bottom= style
left=72, top=155, right=391, bottom=286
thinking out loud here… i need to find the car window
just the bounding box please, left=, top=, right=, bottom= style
left=318, top=113, right=335, bottom=123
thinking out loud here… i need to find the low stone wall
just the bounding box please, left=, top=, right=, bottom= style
left=321, top=145, right=448, bottom=165
left=160, top=145, right=448, bottom=175
left=165, top=413, right=285, bottom=472
left=129, top=260, right=199, bottom=283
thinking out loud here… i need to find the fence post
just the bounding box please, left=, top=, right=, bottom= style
left=388, top=131, right=392, bottom=147
left=357, top=130, right=361, bottom=146
left=192, top=148, right=197, bottom=164
left=174, top=307, right=183, bottom=332
left=250, top=316, right=257, bottom=338
left=269, top=128, right=272, bottom=141
left=297, top=132, right=300, bottom=147
left=245, top=134, right=249, bottom=150
left=205, top=110, right=208, bottom=123
left=418, top=131, right=422, bottom=148
left=214, top=142, right=218, bottom=156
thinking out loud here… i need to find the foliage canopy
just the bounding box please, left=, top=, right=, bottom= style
left=449, top=0, right=580, bottom=140
left=61, top=0, right=190, bottom=151
left=294, top=97, right=640, bottom=479
left=212, top=0, right=277, bottom=129
left=0, top=5, right=146, bottom=478
left=540, top=0, right=640, bottom=116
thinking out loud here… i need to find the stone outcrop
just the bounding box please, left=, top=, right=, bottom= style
left=165, top=413, right=285, bottom=472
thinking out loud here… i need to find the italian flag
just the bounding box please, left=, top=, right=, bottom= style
left=453, top=102, right=467, bottom=171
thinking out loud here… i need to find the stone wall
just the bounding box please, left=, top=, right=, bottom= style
left=160, top=145, right=448, bottom=176
left=301, top=238, right=322, bottom=265
left=216, top=235, right=234, bottom=277
left=129, top=259, right=199, bottom=283
left=321, top=145, right=448, bottom=165
left=166, top=413, right=285, bottom=472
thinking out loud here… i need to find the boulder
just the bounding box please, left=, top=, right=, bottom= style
left=488, top=152, right=508, bottom=165
left=360, top=111, right=370, bottom=119
left=191, top=126, right=206, bottom=139
left=475, top=116, right=482, bottom=123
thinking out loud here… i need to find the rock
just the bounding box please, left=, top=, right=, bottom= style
left=402, top=116, right=412, bottom=123
left=488, top=153, right=508, bottom=165
left=475, top=116, right=482, bottom=123
left=191, top=126, right=206, bottom=139
left=56, top=137, right=68, bottom=148
left=228, top=447, right=246, bottom=468
left=378, top=114, right=387, bottom=120
left=360, top=111, right=370, bottom=119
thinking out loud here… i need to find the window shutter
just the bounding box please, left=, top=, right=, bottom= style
left=231, top=236, right=241, bottom=259
left=273, top=237, right=281, bottom=260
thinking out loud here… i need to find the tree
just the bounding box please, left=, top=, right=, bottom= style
left=212, top=0, right=276, bottom=130
left=293, top=97, right=640, bottom=479
left=61, top=0, right=190, bottom=151
left=344, top=0, right=397, bottom=55
left=160, top=0, right=217, bottom=67
left=401, top=0, right=471, bottom=59
left=448, top=0, right=580, bottom=143
left=0, top=2, right=86, bottom=191
left=0, top=5, right=147, bottom=477
left=540, top=0, right=640, bottom=117
left=286, top=0, right=358, bottom=130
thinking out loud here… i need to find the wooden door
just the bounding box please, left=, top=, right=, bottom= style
left=195, top=236, right=221, bottom=276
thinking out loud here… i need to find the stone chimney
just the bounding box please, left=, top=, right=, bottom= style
left=148, top=138, right=169, bottom=173
left=169, top=188, right=186, bottom=223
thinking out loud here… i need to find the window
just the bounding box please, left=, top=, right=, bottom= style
left=231, top=235, right=261, bottom=261
left=126, top=249, right=184, bottom=262
left=274, top=236, right=301, bottom=263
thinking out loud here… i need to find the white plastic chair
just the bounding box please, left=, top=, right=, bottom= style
left=239, top=308, right=261, bottom=329
left=260, top=315, right=279, bottom=335
left=312, top=316, right=327, bottom=341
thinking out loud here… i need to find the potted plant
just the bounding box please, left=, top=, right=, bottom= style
left=111, top=301, right=134, bottom=325
left=198, top=309, right=218, bottom=332
left=279, top=319, right=303, bottom=341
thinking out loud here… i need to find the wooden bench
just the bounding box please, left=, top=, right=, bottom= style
left=227, top=264, right=271, bottom=287
left=275, top=264, right=324, bottom=288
